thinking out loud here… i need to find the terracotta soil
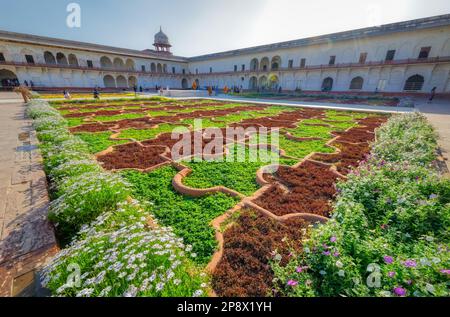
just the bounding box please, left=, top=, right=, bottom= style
left=69, top=122, right=118, bottom=133
left=255, top=161, right=340, bottom=217
left=312, top=142, right=370, bottom=175
left=212, top=209, right=308, bottom=297
left=96, top=142, right=167, bottom=170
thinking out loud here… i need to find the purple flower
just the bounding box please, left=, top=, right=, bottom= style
left=402, top=260, right=417, bottom=268
left=333, top=251, right=340, bottom=257
left=440, top=269, right=450, bottom=275
left=388, top=272, right=396, bottom=278
left=406, top=280, right=413, bottom=285
left=287, top=280, right=298, bottom=287
left=330, top=236, right=337, bottom=243
left=429, top=194, right=438, bottom=199
left=384, top=256, right=394, bottom=264
left=296, top=267, right=303, bottom=273
left=323, top=251, right=331, bottom=256
left=393, top=287, right=407, bottom=297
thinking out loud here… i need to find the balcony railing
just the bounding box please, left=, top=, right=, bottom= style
left=1, top=56, right=449, bottom=78
left=193, top=56, right=450, bottom=76
left=0, top=60, right=180, bottom=76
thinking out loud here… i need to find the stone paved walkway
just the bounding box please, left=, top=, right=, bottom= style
left=0, top=92, right=57, bottom=297
left=415, top=98, right=450, bottom=174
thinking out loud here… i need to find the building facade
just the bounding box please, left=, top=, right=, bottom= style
left=1, top=14, right=450, bottom=95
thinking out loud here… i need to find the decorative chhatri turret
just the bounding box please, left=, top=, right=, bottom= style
left=153, top=26, right=172, bottom=55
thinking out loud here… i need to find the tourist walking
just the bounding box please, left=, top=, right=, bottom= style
left=64, top=90, right=72, bottom=100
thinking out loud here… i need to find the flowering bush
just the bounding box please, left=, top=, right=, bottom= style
left=372, top=112, right=438, bottom=166
left=48, top=171, right=131, bottom=243
left=272, top=113, right=450, bottom=297
left=27, top=100, right=209, bottom=297
left=41, top=201, right=208, bottom=297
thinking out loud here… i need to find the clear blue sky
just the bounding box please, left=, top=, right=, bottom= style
left=1, top=0, right=449, bottom=57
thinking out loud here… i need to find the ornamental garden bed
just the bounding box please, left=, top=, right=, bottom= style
left=26, top=97, right=449, bottom=298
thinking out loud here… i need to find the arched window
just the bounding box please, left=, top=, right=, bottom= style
left=128, top=76, right=137, bottom=88
left=0, top=69, right=19, bottom=87
left=260, top=57, right=270, bottom=71
left=350, top=76, right=364, bottom=90
left=68, top=54, right=78, bottom=66
left=125, top=59, right=135, bottom=71
left=157, top=63, right=163, bottom=73
left=56, top=53, right=68, bottom=65
left=250, top=58, right=259, bottom=71
left=271, top=56, right=281, bottom=70
left=269, top=75, right=279, bottom=90
left=116, top=75, right=127, bottom=88
left=259, top=76, right=268, bottom=89
left=249, top=76, right=258, bottom=90
left=44, top=51, right=56, bottom=64
left=181, top=78, right=188, bottom=89
left=100, top=56, right=113, bottom=68
left=404, top=74, right=425, bottom=91
left=151, top=63, right=156, bottom=72
left=113, top=58, right=125, bottom=69
left=103, top=75, right=116, bottom=88
left=322, top=77, right=333, bottom=92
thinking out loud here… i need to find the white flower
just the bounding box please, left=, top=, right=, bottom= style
left=123, top=285, right=138, bottom=297
left=156, top=282, right=165, bottom=292
left=338, top=270, right=345, bottom=277
left=336, top=260, right=344, bottom=268
left=193, top=290, right=203, bottom=297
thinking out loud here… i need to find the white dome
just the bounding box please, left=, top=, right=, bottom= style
left=154, top=27, right=170, bottom=46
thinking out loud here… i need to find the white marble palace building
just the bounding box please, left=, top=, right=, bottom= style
left=1, top=14, right=450, bottom=96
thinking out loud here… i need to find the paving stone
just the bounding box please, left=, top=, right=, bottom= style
left=0, top=94, right=57, bottom=297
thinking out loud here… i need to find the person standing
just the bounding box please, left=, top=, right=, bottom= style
left=93, top=87, right=99, bottom=99
left=429, top=87, right=437, bottom=103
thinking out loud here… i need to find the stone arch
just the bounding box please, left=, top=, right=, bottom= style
left=56, top=52, right=68, bottom=65
left=151, top=63, right=156, bottom=72
left=260, top=57, right=270, bottom=71
left=68, top=54, right=78, bottom=66
left=322, top=77, right=333, bottom=92
left=250, top=58, right=259, bottom=71
left=125, top=59, right=135, bottom=71
left=103, top=75, right=116, bottom=88
left=249, top=76, right=258, bottom=90
left=116, top=75, right=128, bottom=88
left=128, top=76, right=137, bottom=88
left=44, top=51, right=56, bottom=64
left=259, top=76, right=268, bottom=89
left=349, top=76, right=364, bottom=90
left=100, top=56, right=113, bottom=68
left=157, top=63, right=163, bottom=73
left=269, top=74, right=279, bottom=89
left=113, top=58, right=125, bottom=69
left=271, top=56, right=282, bottom=70
left=404, top=74, right=425, bottom=91
left=163, top=64, right=168, bottom=73
left=0, top=69, right=19, bottom=87
left=181, top=78, right=188, bottom=89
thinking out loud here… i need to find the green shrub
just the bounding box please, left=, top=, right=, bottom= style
left=372, top=112, right=438, bottom=166
left=271, top=113, right=450, bottom=298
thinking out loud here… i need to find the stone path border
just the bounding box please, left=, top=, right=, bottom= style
left=0, top=93, right=57, bottom=297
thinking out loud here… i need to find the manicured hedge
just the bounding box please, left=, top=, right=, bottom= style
left=272, top=112, right=450, bottom=297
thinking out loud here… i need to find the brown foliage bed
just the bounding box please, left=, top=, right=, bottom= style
left=212, top=210, right=308, bottom=297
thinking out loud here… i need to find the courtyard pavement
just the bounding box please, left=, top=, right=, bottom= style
left=0, top=92, right=57, bottom=297
left=415, top=98, right=450, bottom=174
